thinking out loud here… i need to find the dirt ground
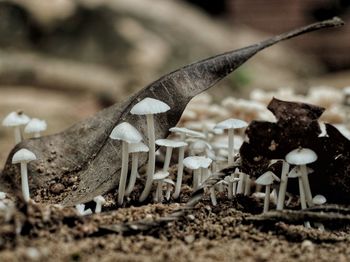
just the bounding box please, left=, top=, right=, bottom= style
left=1, top=185, right=350, bottom=262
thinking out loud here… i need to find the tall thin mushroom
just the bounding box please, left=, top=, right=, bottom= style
left=215, top=118, right=248, bottom=165
left=130, top=97, right=170, bottom=202
left=255, top=171, right=280, bottom=213
left=125, top=142, right=149, bottom=196
left=12, top=148, right=37, bottom=202
left=285, top=147, right=317, bottom=207
left=110, top=122, right=142, bottom=205
left=276, top=160, right=290, bottom=210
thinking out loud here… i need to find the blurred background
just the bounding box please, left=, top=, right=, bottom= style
left=0, top=0, right=349, bottom=163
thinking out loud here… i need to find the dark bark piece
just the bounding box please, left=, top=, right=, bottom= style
left=0, top=18, right=344, bottom=206
left=240, top=98, right=350, bottom=203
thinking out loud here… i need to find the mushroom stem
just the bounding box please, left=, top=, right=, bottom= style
left=228, top=182, right=233, bottom=199
left=34, top=132, right=41, bottom=138
left=193, top=169, right=201, bottom=190
left=20, top=162, right=30, bottom=202
left=263, top=185, right=271, bottom=213
left=139, top=114, right=155, bottom=202
left=173, top=146, right=185, bottom=199
left=118, top=141, right=129, bottom=205
left=95, top=203, right=102, bottom=213
left=276, top=161, right=290, bottom=210
left=236, top=172, right=245, bottom=194
left=125, top=153, right=139, bottom=196
left=165, top=184, right=172, bottom=200
left=298, top=177, right=307, bottom=209
left=210, top=187, right=217, bottom=206
left=244, top=175, right=251, bottom=196
left=163, top=147, right=173, bottom=172
left=201, top=168, right=209, bottom=183
left=14, top=126, right=22, bottom=144
left=155, top=181, right=163, bottom=202
left=228, top=128, right=234, bottom=165
left=300, top=165, right=313, bottom=207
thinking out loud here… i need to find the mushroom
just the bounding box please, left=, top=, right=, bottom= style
left=255, top=171, right=280, bottom=213
left=130, top=97, right=170, bottom=202
left=169, top=127, right=204, bottom=199
left=93, top=195, right=106, bottom=213
left=276, top=160, right=291, bottom=210
left=2, top=111, right=30, bottom=144
left=163, top=178, right=175, bottom=201
left=189, top=140, right=212, bottom=156
left=24, top=118, right=47, bottom=138
left=125, top=142, right=149, bottom=196
left=75, top=204, right=93, bottom=216
left=236, top=169, right=247, bottom=194
left=153, top=171, right=169, bottom=202
left=286, top=147, right=317, bottom=207
left=155, top=139, right=187, bottom=171
left=183, top=156, right=212, bottom=190
left=12, top=148, right=37, bottom=202
left=110, top=122, right=142, bottom=205
left=215, top=118, right=248, bottom=165
left=313, top=194, right=327, bottom=231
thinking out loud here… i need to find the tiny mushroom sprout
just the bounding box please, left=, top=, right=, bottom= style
left=24, top=118, right=47, bottom=138
left=153, top=171, right=169, bottom=202
left=125, top=142, right=149, bottom=196
left=130, top=97, right=170, bottom=202
left=110, top=122, right=142, bottom=205
left=163, top=178, right=175, bottom=200
left=255, top=171, right=280, bottom=213
left=169, top=127, right=205, bottom=199
left=2, top=111, right=31, bottom=144
left=75, top=204, right=93, bottom=216
left=215, top=118, right=248, bottom=165
left=286, top=147, right=317, bottom=207
left=313, top=194, right=327, bottom=205
left=155, top=139, right=187, bottom=171
left=183, top=156, right=212, bottom=190
left=93, top=195, right=106, bottom=213
left=12, top=148, right=37, bottom=202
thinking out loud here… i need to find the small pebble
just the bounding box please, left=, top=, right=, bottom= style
left=50, top=183, right=65, bottom=194
left=301, top=240, right=314, bottom=252
left=184, top=235, right=195, bottom=244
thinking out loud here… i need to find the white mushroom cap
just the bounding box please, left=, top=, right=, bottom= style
left=190, top=140, right=212, bottom=151
left=255, top=171, right=280, bottom=186
left=130, top=97, right=170, bottom=115
left=285, top=148, right=317, bottom=165
left=155, top=139, right=187, bottom=148
left=169, top=127, right=205, bottom=138
left=93, top=195, right=106, bottom=204
left=2, top=111, right=30, bottom=127
left=287, top=166, right=302, bottom=178
left=163, top=178, right=175, bottom=185
left=12, top=148, right=37, bottom=164
left=183, top=156, right=212, bottom=169
left=215, top=118, right=248, bottom=130
left=312, top=194, right=327, bottom=205
left=224, top=176, right=240, bottom=183
left=110, top=122, right=142, bottom=143
left=128, top=142, right=149, bottom=153
left=153, top=171, right=169, bottom=181
left=24, top=118, right=47, bottom=134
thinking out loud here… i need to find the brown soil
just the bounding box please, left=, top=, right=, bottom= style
left=1, top=185, right=350, bottom=262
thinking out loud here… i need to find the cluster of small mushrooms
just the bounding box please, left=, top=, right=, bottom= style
left=1, top=86, right=350, bottom=226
